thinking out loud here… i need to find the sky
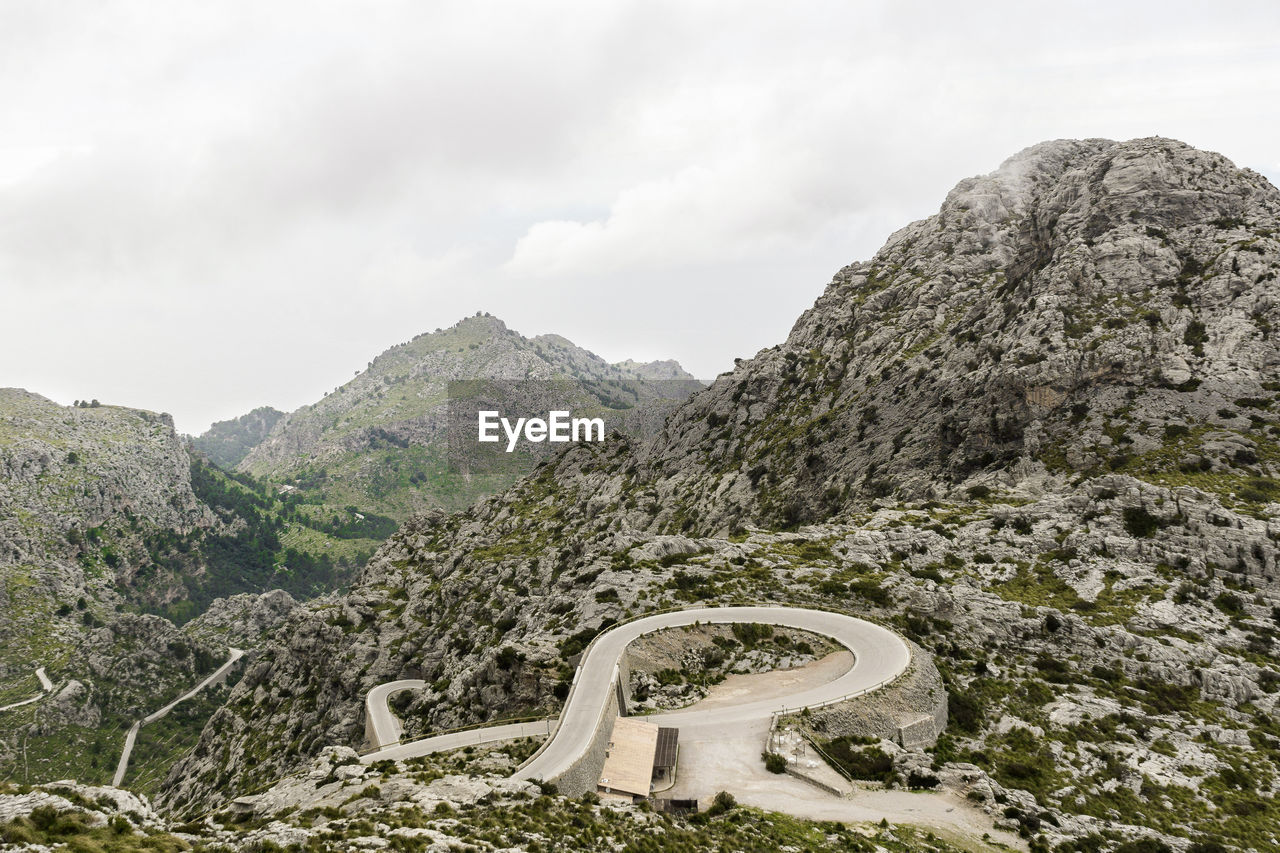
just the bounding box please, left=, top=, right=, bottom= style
left=2, top=1, right=1279, bottom=435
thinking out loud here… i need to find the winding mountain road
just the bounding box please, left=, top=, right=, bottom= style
left=364, top=606, right=911, bottom=783
left=364, top=679, right=426, bottom=751
left=112, top=647, right=245, bottom=787
left=0, top=667, right=54, bottom=713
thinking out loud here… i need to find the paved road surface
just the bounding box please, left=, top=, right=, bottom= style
left=517, top=606, right=909, bottom=783
left=367, top=719, right=554, bottom=763
left=112, top=647, right=245, bottom=787
left=0, top=667, right=55, bottom=713
left=365, top=606, right=910, bottom=782
left=364, top=679, right=426, bottom=750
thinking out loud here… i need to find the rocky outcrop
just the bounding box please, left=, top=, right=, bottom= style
left=804, top=639, right=948, bottom=748
left=0, top=781, right=160, bottom=829
left=183, top=590, right=300, bottom=648
left=630, top=137, right=1280, bottom=531
left=0, top=389, right=215, bottom=593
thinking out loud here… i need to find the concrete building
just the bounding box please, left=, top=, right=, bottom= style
left=598, top=716, right=658, bottom=800
left=597, top=716, right=681, bottom=801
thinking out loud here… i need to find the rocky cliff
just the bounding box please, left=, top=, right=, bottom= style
left=128, top=140, right=1280, bottom=851
left=630, top=137, right=1280, bottom=532
left=0, top=392, right=288, bottom=785
left=0, top=389, right=215, bottom=594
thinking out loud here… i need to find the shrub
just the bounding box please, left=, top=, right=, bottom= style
left=495, top=646, right=520, bottom=670
left=824, top=738, right=894, bottom=781
left=1214, top=593, right=1245, bottom=617
left=1184, top=319, right=1208, bottom=353
left=731, top=623, right=773, bottom=648
left=1122, top=506, right=1163, bottom=538
left=762, top=752, right=787, bottom=774
left=0, top=819, right=37, bottom=844
left=1134, top=678, right=1198, bottom=715
left=848, top=579, right=890, bottom=606
left=906, top=770, right=940, bottom=788
left=1113, top=839, right=1172, bottom=853
left=1187, top=842, right=1228, bottom=853
left=948, top=688, right=985, bottom=734
left=705, top=791, right=737, bottom=816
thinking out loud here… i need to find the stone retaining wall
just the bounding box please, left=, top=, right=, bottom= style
left=547, top=666, right=621, bottom=796
left=802, top=639, right=947, bottom=748
left=617, top=651, right=633, bottom=713
left=783, top=763, right=849, bottom=797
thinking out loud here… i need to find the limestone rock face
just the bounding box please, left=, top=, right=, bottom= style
left=629, top=137, right=1280, bottom=531
left=184, top=589, right=300, bottom=648
left=0, top=781, right=161, bottom=835
left=0, top=389, right=215, bottom=591
left=0, top=391, right=262, bottom=784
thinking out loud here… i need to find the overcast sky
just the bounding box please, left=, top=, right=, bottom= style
left=3, top=1, right=1278, bottom=434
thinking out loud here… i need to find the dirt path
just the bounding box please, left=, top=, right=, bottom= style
left=679, top=650, right=854, bottom=711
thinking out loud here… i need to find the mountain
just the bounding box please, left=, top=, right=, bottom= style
left=237, top=313, right=699, bottom=519
left=0, top=388, right=373, bottom=784
left=628, top=136, right=1280, bottom=532
left=191, top=406, right=284, bottom=470
left=611, top=358, right=695, bottom=380
left=164, top=139, right=1280, bottom=852
left=0, top=389, right=215, bottom=605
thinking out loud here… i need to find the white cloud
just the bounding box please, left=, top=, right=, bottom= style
left=506, top=153, right=840, bottom=276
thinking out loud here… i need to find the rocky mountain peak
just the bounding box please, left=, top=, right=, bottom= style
left=450, top=312, right=509, bottom=334
left=612, top=358, right=697, bottom=380
left=524, top=138, right=1280, bottom=532
left=234, top=314, right=695, bottom=518
left=191, top=406, right=284, bottom=469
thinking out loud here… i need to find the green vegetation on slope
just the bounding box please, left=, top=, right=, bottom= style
left=124, top=679, right=240, bottom=799
left=142, top=458, right=384, bottom=622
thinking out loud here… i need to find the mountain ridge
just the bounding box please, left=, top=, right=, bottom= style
left=191, top=406, right=284, bottom=470
left=235, top=313, right=698, bottom=519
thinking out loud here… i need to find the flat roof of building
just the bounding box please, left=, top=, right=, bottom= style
left=654, top=727, right=679, bottom=769
left=598, top=716, right=659, bottom=799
